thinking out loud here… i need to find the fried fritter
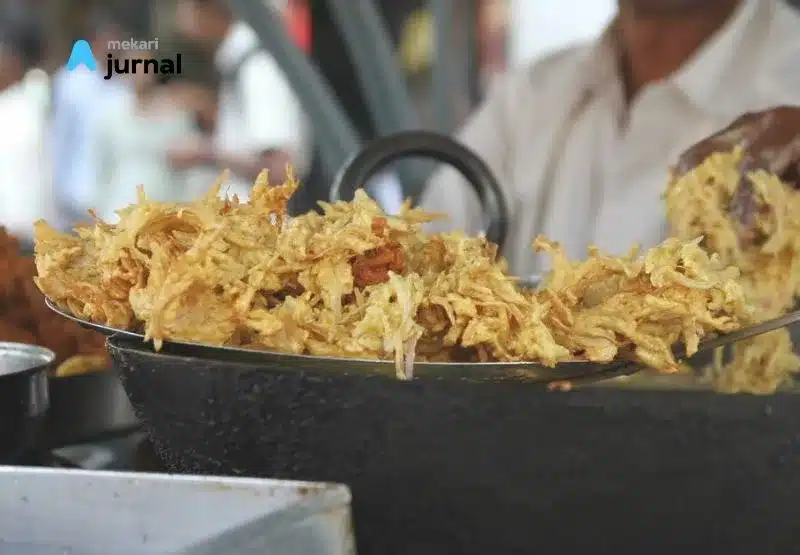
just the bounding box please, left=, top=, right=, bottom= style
left=34, top=170, right=752, bottom=381
left=535, top=236, right=750, bottom=372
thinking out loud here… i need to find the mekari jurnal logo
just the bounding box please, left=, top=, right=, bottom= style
left=66, top=38, right=182, bottom=80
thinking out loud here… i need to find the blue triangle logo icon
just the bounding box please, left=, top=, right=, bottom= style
left=66, top=40, right=97, bottom=71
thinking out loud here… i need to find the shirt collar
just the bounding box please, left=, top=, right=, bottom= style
left=670, top=0, right=760, bottom=113
left=578, top=0, right=767, bottom=115
left=578, top=26, right=620, bottom=92
left=214, top=21, right=259, bottom=71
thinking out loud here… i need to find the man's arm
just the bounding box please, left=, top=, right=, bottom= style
left=420, top=75, right=513, bottom=234
left=674, top=106, right=800, bottom=226
left=212, top=148, right=294, bottom=184
left=228, top=53, right=312, bottom=183
left=168, top=54, right=311, bottom=185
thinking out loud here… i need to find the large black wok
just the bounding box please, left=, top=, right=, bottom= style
left=107, top=132, right=800, bottom=555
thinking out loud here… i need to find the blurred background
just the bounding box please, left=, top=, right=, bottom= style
left=0, top=0, right=622, bottom=247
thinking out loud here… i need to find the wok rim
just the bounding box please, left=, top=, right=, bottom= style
left=51, top=286, right=637, bottom=384
left=105, top=333, right=634, bottom=384
left=47, top=280, right=548, bottom=372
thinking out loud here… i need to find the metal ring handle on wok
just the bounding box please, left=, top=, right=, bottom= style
left=329, top=130, right=510, bottom=253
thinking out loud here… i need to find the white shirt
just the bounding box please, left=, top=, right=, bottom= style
left=213, top=22, right=312, bottom=200
left=0, top=81, right=57, bottom=240
left=421, top=0, right=800, bottom=278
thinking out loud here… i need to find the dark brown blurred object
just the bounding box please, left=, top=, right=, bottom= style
left=0, top=227, right=109, bottom=370
left=674, top=106, right=800, bottom=243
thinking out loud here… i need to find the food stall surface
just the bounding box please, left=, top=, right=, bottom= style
left=0, top=464, right=354, bottom=555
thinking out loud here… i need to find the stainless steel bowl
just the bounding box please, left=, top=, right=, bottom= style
left=0, top=342, right=54, bottom=462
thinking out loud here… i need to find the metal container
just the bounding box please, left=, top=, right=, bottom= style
left=0, top=466, right=354, bottom=555
left=44, top=369, right=139, bottom=448
left=0, top=342, right=52, bottom=463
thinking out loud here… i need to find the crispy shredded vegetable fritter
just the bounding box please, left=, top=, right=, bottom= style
left=35, top=170, right=753, bottom=380
left=536, top=236, right=750, bottom=373
left=665, top=147, right=800, bottom=393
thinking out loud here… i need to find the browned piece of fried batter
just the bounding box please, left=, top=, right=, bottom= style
left=350, top=217, right=407, bottom=288
left=352, top=242, right=406, bottom=288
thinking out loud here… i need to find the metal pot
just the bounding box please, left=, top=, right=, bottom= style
left=0, top=342, right=52, bottom=463
left=43, top=369, right=139, bottom=448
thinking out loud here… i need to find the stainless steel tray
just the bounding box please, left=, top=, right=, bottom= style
left=0, top=466, right=354, bottom=555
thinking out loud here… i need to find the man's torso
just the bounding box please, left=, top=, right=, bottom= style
left=424, top=0, right=800, bottom=277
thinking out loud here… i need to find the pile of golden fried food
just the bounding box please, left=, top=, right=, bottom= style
left=665, top=147, right=800, bottom=393
left=33, top=171, right=754, bottom=383
left=0, top=227, right=109, bottom=377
